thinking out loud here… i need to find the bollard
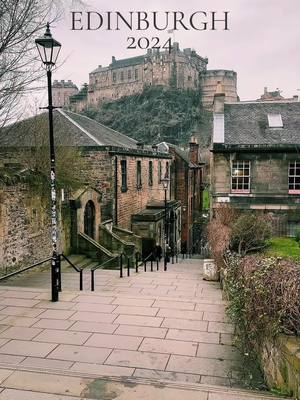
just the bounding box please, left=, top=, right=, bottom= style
left=157, top=258, right=159, bottom=270
left=151, top=260, right=153, bottom=272
left=91, top=269, right=95, bottom=291
left=127, top=257, right=130, bottom=277
left=120, top=256, right=123, bottom=278
left=172, top=255, right=174, bottom=264
left=79, top=269, right=83, bottom=291
left=144, top=260, right=146, bottom=272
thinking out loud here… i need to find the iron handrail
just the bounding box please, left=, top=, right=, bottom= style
left=0, top=256, right=52, bottom=282
left=60, top=253, right=83, bottom=290
left=91, top=255, right=119, bottom=291
left=60, top=253, right=81, bottom=272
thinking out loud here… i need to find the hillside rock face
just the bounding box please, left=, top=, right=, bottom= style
left=83, top=86, right=212, bottom=146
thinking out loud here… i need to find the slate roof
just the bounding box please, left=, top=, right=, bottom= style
left=0, top=109, right=138, bottom=148
left=110, top=55, right=145, bottom=69
left=224, top=101, right=300, bottom=146
left=166, top=143, right=190, bottom=163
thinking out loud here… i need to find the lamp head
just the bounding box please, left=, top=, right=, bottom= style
left=35, top=23, right=61, bottom=69
left=161, top=177, right=170, bottom=190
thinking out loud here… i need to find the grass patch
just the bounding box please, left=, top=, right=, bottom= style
left=203, top=189, right=210, bottom=210
left=265, top=237, right=300, bottom=261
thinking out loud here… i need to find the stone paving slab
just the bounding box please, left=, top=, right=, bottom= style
left=0, top=259, right=249, bottom=391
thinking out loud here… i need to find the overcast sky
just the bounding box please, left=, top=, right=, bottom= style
left=43, top=0, right=300, bottom=102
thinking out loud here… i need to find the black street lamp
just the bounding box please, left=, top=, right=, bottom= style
left=35, top=23, right=61, bottom=302
left=161, top=176, right=170, bottom=271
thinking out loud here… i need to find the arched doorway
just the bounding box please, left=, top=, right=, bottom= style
left=84, top=200, right=96, bottom=239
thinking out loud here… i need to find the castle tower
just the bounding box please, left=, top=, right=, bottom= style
left=201, top=70, right=238, bottom=110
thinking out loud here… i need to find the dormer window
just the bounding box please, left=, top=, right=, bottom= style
left=267, top=114, right=283, bottom=128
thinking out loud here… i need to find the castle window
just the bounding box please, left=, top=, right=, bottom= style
left=120, top=160, right=127, bottom=192
left=120, top=71, right=124, bottom=81
left=112, top=72, right=116, bottom=82
left=128, top=70, right=131, bottom=79
left=149, top=161, right=153, bottom=186
left=135, top=69, right=138, bottom=79
left=136, top=161, right=142, bottom=189
left=231, top=161, right=250, bottom=193
left=267, top=114, right=283, bottom=128
left=289, top=161, right=300, bottom=194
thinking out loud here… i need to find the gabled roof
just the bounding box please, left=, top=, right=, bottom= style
left=0, top=109, right=138, bottom=149
left=224, top=101, right=300, bottom=146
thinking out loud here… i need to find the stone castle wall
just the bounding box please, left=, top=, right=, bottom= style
left=202, top=70, right=238, bottom=110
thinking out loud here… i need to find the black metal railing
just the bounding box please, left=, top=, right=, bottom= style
left=60, top=253, right=83, bottom=291
left=91, top=255, right=119, bottom=291
left=0, top=256, right=53, bottom=283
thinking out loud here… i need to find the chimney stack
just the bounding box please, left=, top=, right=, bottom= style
left=189, top=136, right=199, bottom=164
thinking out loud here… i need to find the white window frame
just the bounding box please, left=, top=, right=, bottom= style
left=288, top=161, right=300, bottom=194
left=231, top=161, right=251, bottom=194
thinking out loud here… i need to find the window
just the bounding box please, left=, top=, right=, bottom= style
left=158, top=161, right=162, bottom=183
left=231, top=161, right=250, bottom=193
left=165, top=161, right=169, bottom=178
left=136, top=161, right=142, bottom=189
left=267, top=114, right=283, bottom=128
left=135, top=69, right=138, bottom=79
left=128, top=70, right=131, bottom=79
left=120, top=160, right=127, bottom=192
left=112, top=72, right=116, bottom=82
left=120, top=71, right=124, bottom=81
left=149, top=161, right=153, bottom=186
left=289, top=161, right=300, bottom=194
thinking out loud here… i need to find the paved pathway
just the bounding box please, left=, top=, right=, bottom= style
left=0, top=259, right=287, bottom=399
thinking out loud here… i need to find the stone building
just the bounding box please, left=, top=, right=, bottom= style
left=88, top=43, right=208, bottom=107
left=52, top=80, right=78, bottom=108
left=0, top=110, right=181, bottom=270
left=66, top=43, right=237, bottom=111
left=211, top=87, right=300, bottom=236
left=157, top=139, right=205, bottom=253
left=257, top=87, right=299, bottom=103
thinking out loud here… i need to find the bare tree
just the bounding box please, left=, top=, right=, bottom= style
left=0, top=0, right=86, bottom=127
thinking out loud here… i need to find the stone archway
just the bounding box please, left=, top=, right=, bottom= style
left=84, top=200, right=96, bottom=239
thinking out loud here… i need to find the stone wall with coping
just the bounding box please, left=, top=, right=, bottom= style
left=261, top=336, right=300, bottom=398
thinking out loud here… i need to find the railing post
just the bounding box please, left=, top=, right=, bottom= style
left=144, top=260, right=146, bottom=272
left=176, top=253, right=178, bottom=263
left=91, top=269, right=95, bottom=291
left=172, top=254, right=174, bottom=264
left=157, top=258, right=159, bottom=270
left=58, top=254, right=62, bottom=292
left=79, top=269, right=83, bottom=291
left=151, top=259, right=153, bottom=272
left=120, top=256, right=123, bottom=278
left=135, top=254, right=138, bottom=273
left=127, top=257, right=130, bottom=277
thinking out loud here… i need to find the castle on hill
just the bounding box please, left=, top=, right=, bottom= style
left=53, top=42, right=238, bottom=111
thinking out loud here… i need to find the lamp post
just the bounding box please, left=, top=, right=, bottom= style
left=35, top=23, right=61, bottom=302
left=161, top=177, right=170, bottom=271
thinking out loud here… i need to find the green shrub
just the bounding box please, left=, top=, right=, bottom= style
left=294, top=229, right=300, bottom=243
left=230, top=213, right=272, bottom=256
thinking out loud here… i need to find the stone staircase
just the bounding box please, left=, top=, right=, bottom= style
left=61, top=253, right=99, bottom=272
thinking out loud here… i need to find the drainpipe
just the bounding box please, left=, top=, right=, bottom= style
left=114, top=156, right=118, bottom=226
